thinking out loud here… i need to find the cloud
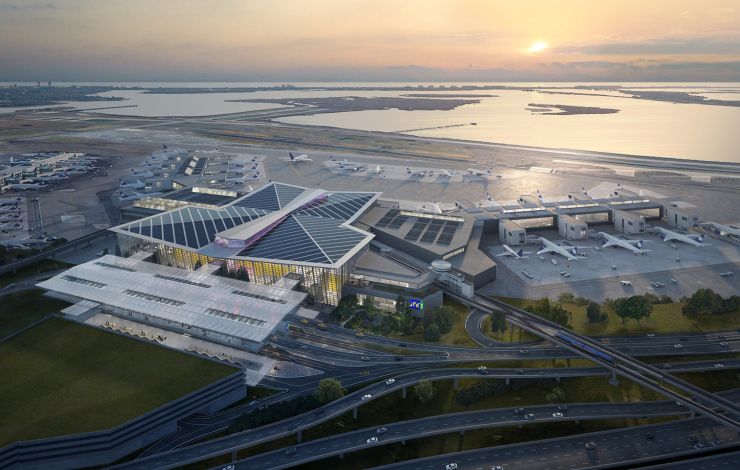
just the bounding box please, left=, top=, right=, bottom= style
left=0, top=1, right=56, bottom=10
left=553, top=37, right=740, bottom=55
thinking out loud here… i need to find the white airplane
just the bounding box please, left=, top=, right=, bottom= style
left=130, top=169, right=154, bottom=178
left=5, top=183, right=46, bottom=190
left=226, top=173, right=260, bottom=183
left=496, top=245, right=532, bottom=259
left=289, top=152, right=312, bottom=163
left=620, top=280, right=633, bottom=287
left=407, top=168, right=427, bottom=177
left=369, top=165, right=385, bottom=174
left=597, top=232, right=648, bottom=256
left=438, top=169, right=454, bottom=177
left=653, top=227, right=706, bottom=247
left=466, top=168, right=492, bottom=177
left=535, top=237, right=588, bottom=261
left=330, top=156, right=366, bottom=171
left=703, top=222, right=740, bottom=238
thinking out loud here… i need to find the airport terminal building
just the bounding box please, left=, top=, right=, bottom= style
left=111, top=182, right=379, bottom=306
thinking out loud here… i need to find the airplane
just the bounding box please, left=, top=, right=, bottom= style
left=597, top=232, right=648, bottom=256
left=496, top=245, right=532, bottom=259
left=702, top=222, right=740, bottom=238
left=32, top=174, right=67, bottom=183
left=407, top=168, right=427, bottom=177
left=466, top=168, right=492, bottom=177
left=535, top=237, right=588, bottom=261
left=130, top=169, right=154, bottom=178
left=226, top=173, right=260, bottom=183
left=4, top=183, right=46, bottom=191
left=288, top=152, right=312, bottom=163
left=620, top=280, right=633, bottom=287
left=653, top=227, right=706, bottom=247
left=330, top=156, right=366, bottom=171
left=369, top=165, right=385, bottom=174
left=119, top=179, right=145, bottom=190
left=116, top=190, right=163, bottom=201
left=438, top=169, right=454, bottom=177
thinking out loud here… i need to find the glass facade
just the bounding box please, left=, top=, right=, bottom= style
left=115, top=232, right=363, bottom=306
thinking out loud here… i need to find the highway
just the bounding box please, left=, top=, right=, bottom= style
left=226, top=394, right=740, bottom=470
left=468, top=293, right=740, bottom=431
left=640, top=448, right=740, bottom=469
left=372, top=417, right=738, bottom=470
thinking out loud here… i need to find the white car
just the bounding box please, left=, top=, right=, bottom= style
left=367, top=437, right=378, bottom=444
left=385, top=378, right=396, bottom=386
left=362, top=394, right=372, bottom=400
left=674, top=343, right=683, bottom=349
left=714, top=363, right=725, bottom=368
left=552, top=412, right=563, bottom=418
left=446, top=464, right=458, bottom=470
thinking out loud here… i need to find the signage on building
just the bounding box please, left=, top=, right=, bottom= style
left=408, top=298, right=424, bottom=311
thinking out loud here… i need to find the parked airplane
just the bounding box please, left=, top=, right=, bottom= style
left=407, top=168, right=427, bottom=177
left=289, top=152, right=312, bottom=163
left=466, top=168, right=492, bottom=176
left=5, top=183, right=46, bottom=191
left=597, top=232, right=648, bottom=256
left=653, top=227, right=706, bottom=247
left=702, top=222, right=740, bottom=238
left=119, top=179, right=145, bottom=190
left=331, top=156, right=366, bottom=171
left=620, top=280, right=633, bottom=287
left=535, top=237, right=588, bottom=261
left=496, top=245, right=532, bottom=259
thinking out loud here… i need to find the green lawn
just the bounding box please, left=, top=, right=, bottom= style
left=497, top=296, right=740, bottom=336
left=480, top=315, right=540, bottom=343
left=0, top=259, right=73, bottom=287
left=388, top=299, right=480, bottom=348
left=0, top=317, right=237, bottom=447
left=0, top=288, right=71, bottom=338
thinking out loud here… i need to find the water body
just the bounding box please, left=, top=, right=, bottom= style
left=1, top=82, right=738, bottom=163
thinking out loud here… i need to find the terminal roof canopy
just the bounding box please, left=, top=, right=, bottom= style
left=111, top=182, right=380, bottom=267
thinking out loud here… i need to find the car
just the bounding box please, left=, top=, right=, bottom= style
left=394, top=356, right=403, bottom=361
left=385, top=378, right=396, bottom=385
left=720, top=341, right=729, bottom=346
left=440, top=351, right=450, bottom=358
left=712, top=439, right=723, bottom=446
left=514, top=407, right=525, bottom=414
left=361, top=356, right=370, bottom=361
left=221, top=465, right=235, bottom=470
left=399, top=343, right=407, bottom=347
left=367, top=437, right=378, bottom=444
left=300, top=318, right=309, bottom=324
left=714, top=363, right=725, bottom=368
left=674, top=343, right=683, bottom=348
left=315, top=408, right=325, bottom=415
left=377, top=426, right=388, bottom=434
left=525, top=413, right=535, bottom=420
left=646, top=333, right=656, bottom=337
left=492, top=466, right=504, bottom=470
left=585, top=441, right=597, bottom=450
left=362, top=394, right=372, bottom=400
left=557, top=405, right=568, bottom=411
left=478, top=365, right=488, bottom=375
left=355, top=331, right=365, bottom=337
left=646, top=433, right=655, bottom=441
left=519, top=349, right=529, bottom=354
left=318, top=323, right=327, bottom=330
left=552, top=412, right=563, bottom=418
left=514, top=368, right=524, bottom=375
left=285, top=446, right=297, bottom=455
left=446, top=464, right=458, bottom=470
left=664, top=363, right=673, bottom=369
left=693, top=443, right=705, bottom=449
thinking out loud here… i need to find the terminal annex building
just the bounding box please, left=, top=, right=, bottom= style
left=111, top=182, right=379, bottom=306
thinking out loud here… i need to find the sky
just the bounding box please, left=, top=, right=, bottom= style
left=0, top=0, right=738, bottom=82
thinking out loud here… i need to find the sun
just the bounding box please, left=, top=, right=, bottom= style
left=527, top=41, right=549, bottom=53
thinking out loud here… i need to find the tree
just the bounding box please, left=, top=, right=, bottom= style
left=414, top=379, right=436, bottom=403
left=586, top=302, right=605, bottom=323
left=490, top=311, right=506, bottom=333
left=422, top=308, right=437, bottom=329
left=434, top=306, right=455, bottom=334
left=395, top=294, right=408, bottom=316
left=683, top=288, right=730, bottom=316
left=545, top=386, right=566, bottom=403
left=315, top=378, right=345, bottom=404
left=423, top=323, right=441, bottom=342
left=526, top=298, right=571, bottom=329
left=614, top=295, right=653, bottom=326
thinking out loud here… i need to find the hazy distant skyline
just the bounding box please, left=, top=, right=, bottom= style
left=1, top=0, right=739, bottom=82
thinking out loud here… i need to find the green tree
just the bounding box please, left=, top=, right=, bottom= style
left=490, top=311, right=506, bottom=333
left=586, top=302, right=604, bottom=323
left=395, top=295, right=408, bottom=316
left=414, top=379, right=436, bottom=403
left=423, top=323, right=441, bottom=342
left=422, top=308, right=437, bottom=329
left=526, top=298, right=571, bottom=328
left=682, top=288, right=729, bottom=316
left=434, top=306, right=455, bottom=334
left=315, top=378, right=345, bottom=404
left=614, top=295, right=653, bottom=326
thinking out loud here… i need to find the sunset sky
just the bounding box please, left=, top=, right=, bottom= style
left=1, top=0, right=738, bottom=81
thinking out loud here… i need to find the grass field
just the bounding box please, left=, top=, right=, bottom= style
left=0, top=288, right=71, bottom=338
left=497, top=296, right=740, bottom=336
left=0, top=317, right=236, bottom=447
